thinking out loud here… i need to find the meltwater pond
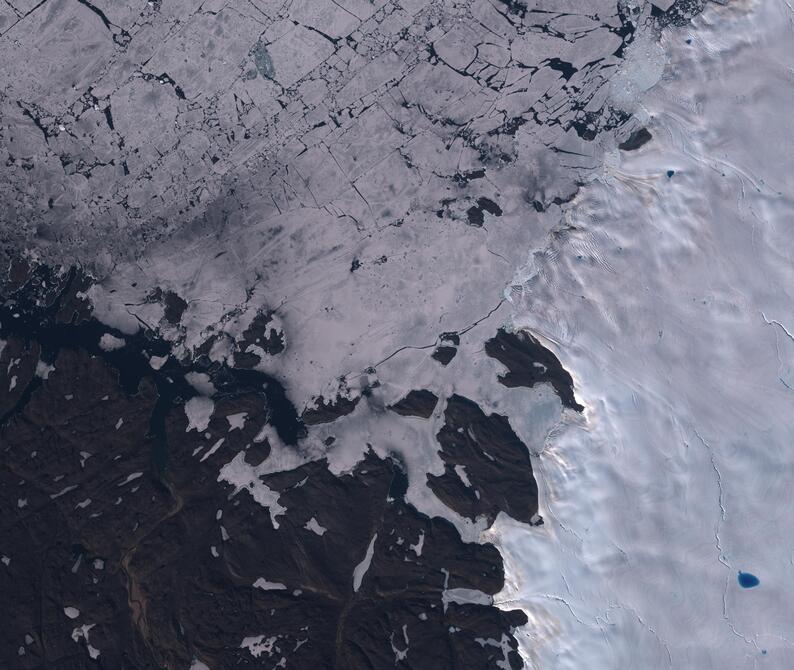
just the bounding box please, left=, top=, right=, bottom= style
left=489, top=1, right=794, bottom=668
left=738, top=572, right=760, bottom=589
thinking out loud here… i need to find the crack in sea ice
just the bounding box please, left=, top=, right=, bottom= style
left=602, top=602, right=673, bottom=668
left=760, top=312, right=794, bottom=391
left=721, top=574, right=759, bottom=650
left=693, top=429, right=729, bottom=568
left=761, top=311, right=794, bottom=344
left=694, top=427, right=759, bottom=652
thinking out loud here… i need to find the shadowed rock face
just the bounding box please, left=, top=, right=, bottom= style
left=431, top=346, right=457, bottom=366
left=388, top=389, right=439, bottom=419
left=1, top=263, right=528, bottom=669
left=428, top=394, right=539, bottom=526
left=302, top=394, right=360, bottom=425
left=431, top=332, right=460, bottom=366
left=241, top=310, right=285, bottom=356
left=147, top=287, right=188, bottom=325
left=618, top=127, right=653, bottom=151
left=485, top=328, right=584, bottom=412
left=650, top=0, right=707, bottom=27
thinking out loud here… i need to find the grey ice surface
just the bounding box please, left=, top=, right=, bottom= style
left=0, top=0, right=680, bottom=411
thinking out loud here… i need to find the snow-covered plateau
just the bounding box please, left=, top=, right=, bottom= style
left=490, top=1, right=794, bottom=667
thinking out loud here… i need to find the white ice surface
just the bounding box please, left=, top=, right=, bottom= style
left=489, top=2, right=794, bottom=667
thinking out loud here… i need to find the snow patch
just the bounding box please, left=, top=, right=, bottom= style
left=199, top=438, right=225, bottom=463
left=240, top=635, right=278, bottom=659
left=226, top=412, right=247, bottom=431
left=118, top=472, right=143, bottom=487
left=99, top=333, right=125, bottom=351
left=218, top=452, right=287, bottom=529
left=352, top=533, right=377, bottom=592
left=185, top=396, right=214, bottom=432
left=35, top=360, right=54, bottom=379
left=149, top=355, right=168, bottom=370
left=185, top=372, right=216, bottom=396
left=304, top=517, right=327, bottom=536
left=71, top=623, right=100, bottom=659
left=409, top=531, right=424, bottom=557
left=253, top=578, right=287, bottom=591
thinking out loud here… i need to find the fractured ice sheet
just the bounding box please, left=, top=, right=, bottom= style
left=0, top=0, right=678, bottom=412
